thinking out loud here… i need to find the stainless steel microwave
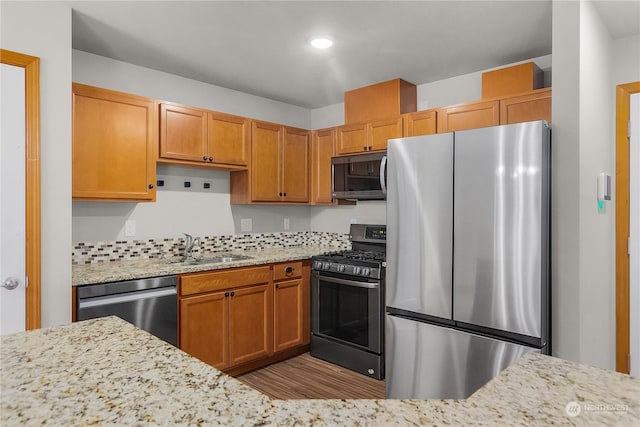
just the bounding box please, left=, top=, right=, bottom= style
left=332, top=151, right=387, bottom=200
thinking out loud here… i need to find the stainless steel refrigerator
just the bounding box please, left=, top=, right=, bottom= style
left=385, top=120, right=550, bottom=399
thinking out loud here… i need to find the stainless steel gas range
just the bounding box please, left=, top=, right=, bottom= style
left=310, top=224, right=386, bottom=380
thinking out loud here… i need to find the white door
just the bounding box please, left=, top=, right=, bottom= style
left=0, top=62, right=27, bottom=334
left=630, top=93, right=639, bottom=377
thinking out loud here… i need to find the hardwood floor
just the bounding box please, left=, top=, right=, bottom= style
left=236, top=352, right=385, bottom=399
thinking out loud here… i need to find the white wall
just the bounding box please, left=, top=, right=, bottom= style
left=612, top=34, right=640, bottom=85
left=1, top=2, right=72, bottom=327
left=578, top=0, right=615, bottom=369
left=72, top=165, right=311, bottom=242
left=73, top=50, right=310, bottom=129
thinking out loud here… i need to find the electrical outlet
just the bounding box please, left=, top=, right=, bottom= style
left=240, top=218, right=252, bottom=232
left=284, top=217, right=290, bottom=230
left=125, top=220, right=136, bottom=237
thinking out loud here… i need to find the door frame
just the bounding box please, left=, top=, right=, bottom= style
left=0, top=49, right=41, bottom=329
left=615, top=81, right=640, bottom=373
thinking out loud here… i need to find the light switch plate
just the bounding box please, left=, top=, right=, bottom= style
left=240, top=218, right=252, bottom=232
left=125, top=220, right=136, bottom=237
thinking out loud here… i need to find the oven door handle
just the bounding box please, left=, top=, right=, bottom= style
left=312, top=272, right=380, bottom=289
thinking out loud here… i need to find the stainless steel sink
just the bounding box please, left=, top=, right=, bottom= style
left=168, top=253, right=253, bottom=266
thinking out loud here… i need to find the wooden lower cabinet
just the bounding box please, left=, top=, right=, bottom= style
left=273, top=260, right=310, bottom=352
left=229, top=284, right=273, bottom=366
left=180, top=291, right=229, bottom=370
left=179, top=261, right=310, bottom=374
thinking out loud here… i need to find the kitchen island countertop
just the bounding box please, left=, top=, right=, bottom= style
left=72, top=245, right=337, bottom=285
left=2, top=317, right=638, bottom=426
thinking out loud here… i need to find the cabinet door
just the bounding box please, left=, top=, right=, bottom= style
left=72, top=84, right=156, bottom=201
left=370, top=117, right=403, bottom=151
left=229, top=284, right=273, bottom=366
left=282, top=127, right=310, bottom=203
left=311, top=128, right=336, bottom=205
left=160, top=103, right=207, bottom=162
left=437, top=100, right=500, bottom=133
left=403, top=110, right=437, bottom=137
left=336, top=122, right=368, bottom=155
left=499, top=88, right=551, bottom=125
left=180, top=291, right=229, bottom=370
left=207, top=112, right=250, bottom=167
left=273, top=278, right=304, bottom=352
left=251, top=121, right=282, bottom=202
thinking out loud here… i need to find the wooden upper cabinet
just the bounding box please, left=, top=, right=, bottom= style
left=282, top=127, right=310, bottom=203
left=160, top=103, right=207, bottom=162
left=207, top=112, right=250, bottom=166
left=369, top=116, right=403, bottom=151
left=336, top=122, right=368, bottom=155
left=344, top=78, right=416, bottom=124
left=336, top=117, right=402, bottom=155
left=72, top=83, right=156, bottom=202
left=159, top=102, right=249, bottom=169
left=311, top=128, right=336, bottom=205
left=231, top=121, right=309, bottom=204
left=437, top=100, right=500, bottom=133
left=251, top=120, right=283, bottom=202
left=499, top=88, right=552, bottom=125
left=482, top=62, right=544, bottom=100
left=403, top=109, right=437, bottom=137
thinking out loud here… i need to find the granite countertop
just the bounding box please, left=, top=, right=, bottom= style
left=2, top=317, right=638, bottom=426
left=73, top=246, right=336, bottom=285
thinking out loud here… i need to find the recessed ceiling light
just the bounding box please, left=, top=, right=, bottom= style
left=310, top=37, right=333, bottom=49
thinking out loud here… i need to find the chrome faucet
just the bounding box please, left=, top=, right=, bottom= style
left=183, top=233, right=201, bottom=259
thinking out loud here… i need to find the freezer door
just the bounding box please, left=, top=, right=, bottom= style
left=386, top=134, right=454, bottom=320
left=453, top=121, right=550, bottom=339
left=385, top=314, right=537, bottom=399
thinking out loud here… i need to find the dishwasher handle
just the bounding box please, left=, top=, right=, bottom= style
left=78, top=287, right=176, bottom=309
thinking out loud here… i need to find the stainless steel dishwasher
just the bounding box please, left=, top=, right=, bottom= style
left=76, top=276, right=177, bottom=346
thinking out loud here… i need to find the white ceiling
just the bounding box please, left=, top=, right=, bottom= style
left=71, top=1, right=639, bottom=110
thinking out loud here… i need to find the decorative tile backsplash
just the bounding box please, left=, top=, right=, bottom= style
left=72, top=231, right=350, bottom=264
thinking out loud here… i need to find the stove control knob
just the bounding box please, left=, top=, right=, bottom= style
left=322, top=262, right=331, bottom=270
left=362, top=268, right=371, bottom=276
left=353, top=266, right=362, bottom=275
left=337, top=265, right=346, bottom=273
left=314, top=261, right=322, bottom=270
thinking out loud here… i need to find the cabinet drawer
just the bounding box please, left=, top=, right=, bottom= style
left=272, top=261, right=303, bottom=281
left=180, top=266, right=271, bottom=296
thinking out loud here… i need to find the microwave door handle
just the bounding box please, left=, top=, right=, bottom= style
left=380, top=155, right=387, bottom=195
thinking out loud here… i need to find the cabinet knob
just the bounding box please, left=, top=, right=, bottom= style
left=208, top=156, right=213, bottom=162
left=275, top=284, right=280, bottom=289
left=225, top=292, right=230, bottom=297
left=364, top=146, right=367, bottom=151
left=148, top=184, right=154, bottom=189
left=285, top=266, right=294, bottom=274
left=230, top=291, right=235, bottom=297
left=283, top=192, right=287, bottom=197
left=203, top=156, right=208, bottom=161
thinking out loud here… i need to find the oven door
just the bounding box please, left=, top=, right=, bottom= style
left=311, top=270, right=382, bottom=354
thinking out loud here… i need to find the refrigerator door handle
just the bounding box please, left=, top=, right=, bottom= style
left=380, top=155, right=387, bottom=195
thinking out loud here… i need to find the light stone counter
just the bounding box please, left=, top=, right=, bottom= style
left=73, top=246, right=338, bottom=285
left=2, top=317, right=638, bottom=426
